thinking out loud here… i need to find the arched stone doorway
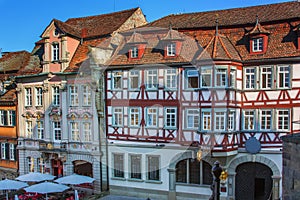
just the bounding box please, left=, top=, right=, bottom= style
left=227, top=155, right=281, bottom=200
left=235, top=162, right=273, bottom=200
left=73, top=160, right=93, bottom=177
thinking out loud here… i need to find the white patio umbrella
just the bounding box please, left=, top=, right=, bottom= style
left=16, top=172, right=55, bottom=182
left=54, top=173, right=95, bottom=185
left=24, top=181, right=69, bottom=200
left=14, top=194, right=19, bottom=200
left=0, top=179, right=28, bottom=200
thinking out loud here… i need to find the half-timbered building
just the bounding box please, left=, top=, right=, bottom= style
left=90, top=1, right=300, bottom=199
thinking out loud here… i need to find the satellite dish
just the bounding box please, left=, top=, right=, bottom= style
left=245, top=136, right=261, bottom=154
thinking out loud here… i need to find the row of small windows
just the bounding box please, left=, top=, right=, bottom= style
left=110, top=65, right=291, bottom=91
left=112, top=107, right=177, bottom=129
left=129, top=43, right=176, bottom=59
left=244, top=65, right=290, bottom=89
left=24, top=85, right=92, bottom=107
left=113, top=153, right=160, bottom=181
left=111, top=67, right=236, bottom=91
left=25, top=120, right=92, bottom=142
left=27, top=157, right=45, bottom=173
left=111, top=107, right=290, bottom=131
left=0, top=110, right=16, bottom=126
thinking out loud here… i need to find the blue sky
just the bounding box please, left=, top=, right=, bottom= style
left=0, top=0, right=290, bottom=53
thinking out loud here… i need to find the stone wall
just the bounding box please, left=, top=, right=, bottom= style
left=281, top=133, right=300, bottom=200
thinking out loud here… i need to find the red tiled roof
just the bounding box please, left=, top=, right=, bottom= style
left=148, top=1, right=300, bottom=29
left=65, top=38, right=109, bottom=72
left=0, top=51, right=31, bottom=72
left=63, top=8, right=140, bottom=38
left=198, top=33, right=241, bottom=61
left=0, top=89, right=17, bottom=102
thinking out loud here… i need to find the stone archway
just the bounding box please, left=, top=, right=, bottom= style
left=167, top=150, right=214, bottom=200
left=227, top=155, right=281, bottom=200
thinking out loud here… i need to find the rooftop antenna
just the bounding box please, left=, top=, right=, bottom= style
left=0, top=48, right=2, bottom=58
left=215, top=14, right=219, bottom=36
left=256, top=14, right=259, bottom=25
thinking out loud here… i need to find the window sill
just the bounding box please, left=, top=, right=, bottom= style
left=163, top=127, right=177, bottom=130
left=111, top=177, right=126, bottom=181
left=128, top=178, right=144, bottom=182
left=145, top=180, right=162, bottom=184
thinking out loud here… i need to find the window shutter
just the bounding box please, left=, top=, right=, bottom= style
left=12, top=111, right=16, bottom=126
left=3, top=111, right=7, bottom=126
left=14, top=144, right=17, bottom=161
left=5, top=143, right=9, bottom=160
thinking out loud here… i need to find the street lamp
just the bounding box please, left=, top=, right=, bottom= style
left=210, top=161, right=222, bottom=200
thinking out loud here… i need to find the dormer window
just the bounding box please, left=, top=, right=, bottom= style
left=167, top=43, right=176, bottom=57
left=52, top=43, right=59, bottom=61
left=247, top=16, right=270, bottom=55
left=252, top=37, right=263, bottom=52
left=130, top=46, right=138, bottom=59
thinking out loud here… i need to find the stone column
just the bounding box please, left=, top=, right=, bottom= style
left=168, top=168, right=176, bottom=200
left=61, top=36, right=68, bottom=71
left=43, top=38, right=50, bottom=72
left=272, top=175, right=281, bottom=200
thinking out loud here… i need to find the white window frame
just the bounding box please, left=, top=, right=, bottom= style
left=9, top=143, right=14, bottom=161
left=129, top=154, right=142, bottom=179
left=164, top=107, right=177, bottom=129
left=146, top=69, right=158, bottom=90
left=35, top=87, right=43, bottom=106
left=260, top=110, right=272, bottom=130
left=277, top=109, right=289, bottom=131
left=25, top=88, right=32, bottom=106
left=53, top=121, right=62, bottom=141
left=37, top=120, right=44, bottom=139
left=1, top=143, right=5, bottom=159
left=252, top=37, right=263, bottom=52
left=165, top=69, right=177, bottom=90
left=82, top=85, right=91, bottom=106
left=129, top=107, right=140, bottom=127
left=52, top=43, right=59, bottom=61
left=113, top=153, right=124, bottom=178
left=229, top=68, right=236, bottom=88
left=186, top=109, right=199, bottom=130
left=214, top=110, right=226, bottom=131
left=277, top=65, right=290, bottom=88
left=52, top=86, right=60, bottom=106
left=167, top=43, right=176, bottom=56
left=228, top=110, right=235, bottom=131
left=202, top=110, right=211, bottom=131
left=215, top=67, right=227, bottom=87
left=111, top=71, right=123, bottom=90
left=245, top=67, right=256, bottom=89
left=83, top=122, right=92, bottom=141
left=0, top=110, right=4, bottom=125
left=147, top=155, right=160, bottom=181
left=200, top=67, right=212, bottom=88
left=69, top=85, right=79, bottom=106
left=112, top=107, right=123, bottom=127
left=130, top=46, right=138, bottom=58
left=25, top=120, right=33, bottom=138
left=260, top=66, right=272, bottom=89
left=186, top=69, right=199, bottom=89
left=38, top=158, right=45, bottom=173
left=145, top=107, right=158, bottom=128
left=243, top=110, right=255, bottom=130
left=70, top=122, right=80, bottom=141
left=128, top=70, right=140, bottom=90
left=7, top=111, right=15, bottom=126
